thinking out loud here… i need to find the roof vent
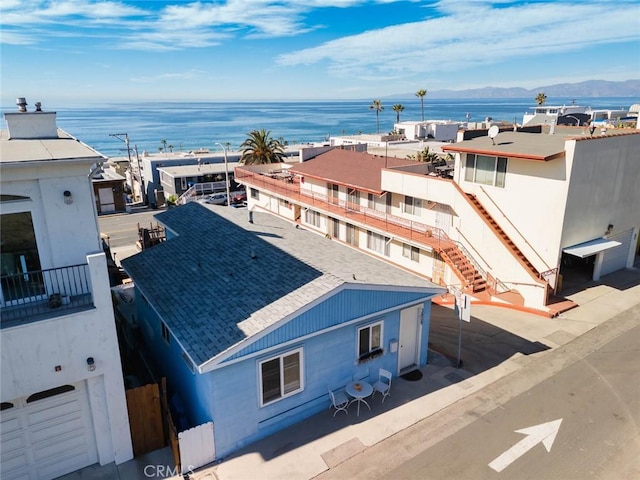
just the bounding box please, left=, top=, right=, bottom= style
left=16, top=97, right=27, bottom=113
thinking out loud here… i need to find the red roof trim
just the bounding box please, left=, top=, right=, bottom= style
left=442, top=145, right=564, bottom=162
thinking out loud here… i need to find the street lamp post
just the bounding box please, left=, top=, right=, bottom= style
left=215, top=142, right=231, bottom=207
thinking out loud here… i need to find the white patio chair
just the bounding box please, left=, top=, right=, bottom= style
left=372, top=368, right=392, bottom=403
left=328, top=387, right=349, bottom=416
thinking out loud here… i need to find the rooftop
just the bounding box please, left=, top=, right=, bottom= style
left=0, top=128, right=105, bottom=164
left=289, top=149, right=418, bottom=194
left=157, top=161, right=242, bottom=177
left=443, top=130, right=569, bottom=161
left=121, top=202, right=442, bottom=366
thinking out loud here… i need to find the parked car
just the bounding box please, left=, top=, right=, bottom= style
left=206, top=193, right=228, bottom=205
left=230, top=191, right=247, bottom=205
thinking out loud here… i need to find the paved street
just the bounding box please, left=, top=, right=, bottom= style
left=317, top=304, right=640, bottom=480
left=99, top=206, right=159, bottom=248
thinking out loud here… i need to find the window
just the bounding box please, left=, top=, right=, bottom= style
left=330, top=217, right=339, bottom=237
left=259, top=349, right=303, bottom=406
left=347, top=189, right=360, bottom=211
left=1, top=212, right=44, bottom=302
left=358, top=322, right=383, bottom=361
left=161, top=321, right=171, bottom=344
left=464, top=154, right=508, bottom=187
left=367, top=231, right=390, bottom=256
left=305, top=209, right=321, bottom=228
left=346, top=223, right=358, bottom=246
left=403, top=243, right=420, bottom=262
left=27, top=385, right=75, bottom=403
left=329, top=183, right=339, bottom=204
left=278, top=198, right=291, bottom=209
left=250, top=188, right=259, bottom=200
left=368, top=193, right=390, bottom=213
left=403, top=196, right=422, bottom=216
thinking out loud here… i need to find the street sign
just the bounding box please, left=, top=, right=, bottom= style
left=455, top=292, right=471, bottom=322
left=488, top=419, right=563, bottom=473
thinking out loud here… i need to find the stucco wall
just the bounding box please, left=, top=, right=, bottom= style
left=0, top=254, right=133, bottom=465
left=562, top=135, right=640, bottom=247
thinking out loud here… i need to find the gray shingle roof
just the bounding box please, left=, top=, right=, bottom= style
left=122, top=202, right=442, bottom=365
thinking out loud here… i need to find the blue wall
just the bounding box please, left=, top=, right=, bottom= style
left=208, top=300, right=432, bottom=459
left=227, top=289, right=430, bottom=360
left=134, top=284, right=434, bottom=460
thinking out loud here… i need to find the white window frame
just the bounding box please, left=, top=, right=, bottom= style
left=258, top=348, right=304, bottom=407
left=357, top=321, right=383, bottom=361
left=305, top=209, right=321, bottom=228
left=403, top=195, right=422, bottom=216
left=367, top=230, right=390, bottom=256
left=403, top=243, right=420, bottom=262
left=465, top=154, right=508, bottom=187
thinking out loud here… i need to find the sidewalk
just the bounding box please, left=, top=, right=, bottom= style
left=189, top=266, right=640, bottom=480
left=67, top=266, right=640, bottom=480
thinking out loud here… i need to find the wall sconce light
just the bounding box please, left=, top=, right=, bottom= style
left=63, top=190, right=73, bottom=205
left=87, top=357, right=96, bottom=372
left=605, top=224, right=614, bottom=235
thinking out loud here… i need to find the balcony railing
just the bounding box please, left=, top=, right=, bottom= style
left=1, top=264, right=94, bottom=327
left=236, top=167, right=453, bottom=247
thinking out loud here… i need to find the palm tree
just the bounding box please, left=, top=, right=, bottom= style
left=369, top=99, right=384, bottom=134
left=415, top=89, right=427, bottom=121
left=535, top=92, right=547, bottom=106
left=392, top=104, right=405, bottom=123
left=160, top=139, right=167, bottom=153
left=239, top=129, right=285, bottom=165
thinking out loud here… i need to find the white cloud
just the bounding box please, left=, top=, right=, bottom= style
left=130, top=69, right=206, bottom=83
left=277, top=1, right=640, bottom=79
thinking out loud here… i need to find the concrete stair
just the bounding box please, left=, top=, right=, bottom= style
left=439, top=244, right=487, bottom=293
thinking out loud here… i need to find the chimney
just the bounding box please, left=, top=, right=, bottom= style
left=4, top=98, right=58, bottom=139
left=16, top=97, right=27, bottom=112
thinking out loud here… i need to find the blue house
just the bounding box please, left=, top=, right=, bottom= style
left=121, top=202, right=445, bottom=460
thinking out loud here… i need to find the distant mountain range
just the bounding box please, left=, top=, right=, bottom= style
left=388, top=80, right=640, bottom=99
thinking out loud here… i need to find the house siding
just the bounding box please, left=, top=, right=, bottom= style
left=226, top=289, right=430, bottom=360
left=207, top=301, right=432, bottom=459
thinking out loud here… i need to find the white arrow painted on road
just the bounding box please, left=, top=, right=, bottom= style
left=489, top=419, right=563, bottom=473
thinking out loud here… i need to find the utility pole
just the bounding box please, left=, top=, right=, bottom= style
left=109, top=133, right=138, bottom=202
left=215, top=142, right=232, bottom=207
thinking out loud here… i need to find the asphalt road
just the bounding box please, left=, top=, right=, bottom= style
left=318, top=304, right=640, bottom=480
left=98, top=207, right=160, bottom=248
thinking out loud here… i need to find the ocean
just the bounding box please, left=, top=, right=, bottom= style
left=3, top=97, right=636, bottom=157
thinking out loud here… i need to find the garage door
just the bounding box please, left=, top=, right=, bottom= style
left=1, top=382, right=98, bottom=480
left=601, top=228, right=634, bottom=277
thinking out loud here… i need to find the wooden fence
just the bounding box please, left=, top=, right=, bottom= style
left=125, top=383, right=165, bottom=456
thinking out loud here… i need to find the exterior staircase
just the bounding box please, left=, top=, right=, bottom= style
left=465, top=194, right=541, bottom=279
left=438, top=244, right=487, bottom=293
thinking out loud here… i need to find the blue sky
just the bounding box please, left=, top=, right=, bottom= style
left=1, top=0, right=639, bottom=103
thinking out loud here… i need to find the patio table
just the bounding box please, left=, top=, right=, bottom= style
left=345, top=380, right=373, bottom=417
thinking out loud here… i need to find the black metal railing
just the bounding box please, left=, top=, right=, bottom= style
left=1, top=264, right=94, bottom=326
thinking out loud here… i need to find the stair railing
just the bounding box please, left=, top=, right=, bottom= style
left=477, top=187, right=551, bottom=272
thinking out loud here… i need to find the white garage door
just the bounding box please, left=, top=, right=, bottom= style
left=601, top=228, right=634, bottom=277
left=1, top=382, right=98, bottom=480
left=98, top=188, right=116, bottom=213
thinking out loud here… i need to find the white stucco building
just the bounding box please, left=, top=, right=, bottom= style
left=235, top=125, right=639, bottom=315
left=0, top=99, right=133, bottom=479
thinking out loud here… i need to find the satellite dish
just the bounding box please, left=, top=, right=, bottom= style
left=488, top=125, right=500, bottom=144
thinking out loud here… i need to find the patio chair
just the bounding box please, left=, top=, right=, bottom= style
left=328, top=386, right=349, bottom=416
left=372, top=368, right=392, bottom=403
